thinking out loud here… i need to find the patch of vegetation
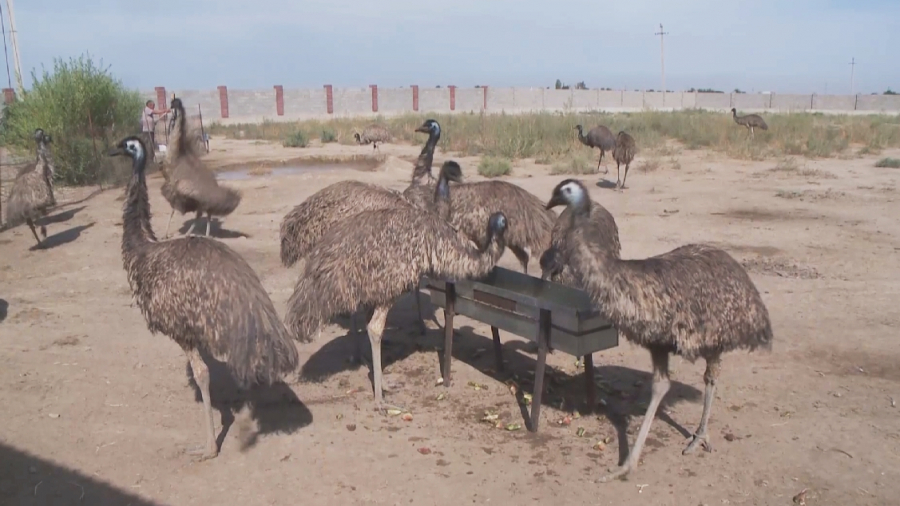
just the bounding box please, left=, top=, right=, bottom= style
left=320, top=128, right=337, bottom=143
left=207, top=110, right=900, bottom=162
left=283, top=130, right=308, bottom=148
left=550, top=152, right=594, bottom=175
left=0, top=54, right=143, bottom=185
left=875, top=157, right=900, bottom=168
left=478, top=156, right=512, bottom=177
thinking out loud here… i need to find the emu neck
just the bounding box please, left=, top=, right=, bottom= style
left=437, top=230, right=504, bottom=282
left=410, top=130, right=441, bottom=184
left=433, top=176, right=451, bottom=221
left=122, top=154, right=157, bottom=251
left=170, top=109, right=188, bottom=159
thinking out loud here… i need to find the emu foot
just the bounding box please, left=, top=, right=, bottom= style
left=682, top=432, right=712, bottom=455
left=596, top=462, right=634, bottom=483
left=40, top=225, right=48, bottom=238
left=183, top=444, right=219, bottom=462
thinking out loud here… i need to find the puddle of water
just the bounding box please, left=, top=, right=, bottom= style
left=217, top=163, right=374, bottom=181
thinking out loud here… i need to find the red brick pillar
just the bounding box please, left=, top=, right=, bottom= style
left=274, top=85, right=284, bottom=116
left=370, top=85, right=378, bottom=112
left=449, top=85, right=456, bottom=111
left=324, top=84, right=334, bottom=114
left=411, top=85, right=419, bottom=111
left=482, top=86, right=488, bottom=110
left=2, top=88, right=15, bottom=104
left=217, top=85, right=229, bottom=119
left=155, top=86, right=167, bottom=107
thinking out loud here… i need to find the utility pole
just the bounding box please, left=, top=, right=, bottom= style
left=848, top=57, right=856, bottom=96
left=5, top=0, right=23, bottom=96
left=655, top=23, right=668, bottom=106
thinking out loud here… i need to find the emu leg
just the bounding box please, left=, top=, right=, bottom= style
left=366, top=305, right=390, bottom=405
left=615, top=161, right=622, bottom=188
left=205, top=212, right=212, bottom=237
left=619, top=163, right=631, bottom=191
left=683, top=354, right=721, bottom=455
left=413, top=286, right=427, bottom=335
left=597, top=151, right=609, bottom=174
left=186, top=348, right=218, bottom=461
left=598, top=348, right=670, bottom=483
left=163, top=208, right=176, bottom=238
left=26, top=218, right=42, bottom=246
left=185, top=211, right=202, bottom=235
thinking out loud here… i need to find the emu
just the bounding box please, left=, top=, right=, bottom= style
left=612, top=131, right=636, bottom=190
left=575, top=124, right=617, bottom=173
left=354, top=124, right=392, bottom=153
left=284, top=166, right=509, bottom=405
left=109, top=136, right=299, bottom=461
left=161, top=97, right=241, bottom=237
left=731, top=108, right=768, bottom=138
left=546, top=179, right=773, bottom=482
left=5, top=129, right=56, bottom=247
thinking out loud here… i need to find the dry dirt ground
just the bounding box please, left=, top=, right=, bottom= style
left=1, top=137, right=899, bottom=506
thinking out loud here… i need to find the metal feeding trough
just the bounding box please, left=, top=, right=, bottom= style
left=421, top=266, right=618, bottom=432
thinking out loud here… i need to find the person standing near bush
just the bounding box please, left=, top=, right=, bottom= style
left=141, top=100, right=168, bottom=161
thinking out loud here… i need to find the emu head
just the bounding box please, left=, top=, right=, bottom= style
left=486, top=212, right=508, bottom=242
left=730, top=107, right=737, bottom=115
left=539, top=247, right=563, bottom=281
left=415, top=119, right=440, bottom=136
left=574, top=124, right=583, bottom=133
left=33, top=128, right=51, bottom=144
left=108, top=136, right=146, bottom=167
left=353, top=132, right=361, bottom=143
left=438, top=160, right=463, bottom=183
left=169, top=97, right=184, bottom=130
left=546, top=178, right=587, bottom=210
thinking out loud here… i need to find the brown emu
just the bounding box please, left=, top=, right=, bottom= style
left=612, top=131, right=636, bottom=190
left=353, top=124, right=393, bottom=152
left=161, top=97, right=241, bottom=237
left=445, top=180, right=556, bottom=274
left=6, top=129, right=56, bottom=246
left=109, top=136, right=299, bottom=461
left=545, top=179, right=773, bottom=482
left=575, top=124, right=617, bottom=173
left=730, top=108, right=768, bottom=138
left=284, top=170, right=509, bottom=405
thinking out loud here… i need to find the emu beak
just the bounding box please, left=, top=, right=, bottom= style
left=540, top=270, right=550, bottom=281
left=545, top=194, right=565, bottom=210
left=108, top=147, right=124, bottom=157
left=414, top=123, right=430, bottom=133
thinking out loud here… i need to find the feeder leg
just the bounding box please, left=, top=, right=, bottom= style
left=529, top=309, right=551, bottom=432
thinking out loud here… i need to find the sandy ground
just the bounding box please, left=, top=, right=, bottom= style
left=1, top=137, right=900, bottom=506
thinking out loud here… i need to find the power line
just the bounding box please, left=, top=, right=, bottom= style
left=655, top=23, right=668, bottom=105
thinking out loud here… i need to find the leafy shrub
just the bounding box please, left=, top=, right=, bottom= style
left=320, top=128, right=337, bottom=143
left=283, top=130, right=308, bottom=148
left=477, top=156, right=512, bottom=177
left=0, top=54, right=143, bottom=185
left=875, top=157, right=900, bottom=168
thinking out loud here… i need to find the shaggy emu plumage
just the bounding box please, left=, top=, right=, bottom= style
left=612, top=131, right=636, bottom=190
left=446, top=179, right=556, bottom=273
left=576, top=124, right=617, bottom=173
left=6, top=129, right=56, bottom=246
left=284, top=171, right=509, bottom=405
left=110, top=136, right=299, bottom=461
left=353, top=124, right=392, bottom=152
left=730, top=108, right=768, bottom=138
left=546, top=179, right=773, bottom=482
left=161, top=97, right=241, bottom=237
left=540, top=198, right=620, bottom=286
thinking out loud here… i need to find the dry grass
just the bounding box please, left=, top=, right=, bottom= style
left=550, top=152, right=594, bottom=175
left=875, top=157, right=900, bottom=168
left=208, top=110, right=900, bottom=162
left=478, top=157, right=512, bottom=177
left=768, top=158, right=836, bottom=179
left=636, top=158, right=663, bottom=173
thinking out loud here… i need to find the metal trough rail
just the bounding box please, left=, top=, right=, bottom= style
left=420, top=267, right=618, bottom=432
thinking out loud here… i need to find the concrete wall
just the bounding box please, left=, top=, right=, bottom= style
left=5, top=85, right=895, bottom=125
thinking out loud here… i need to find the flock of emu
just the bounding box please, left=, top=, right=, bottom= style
left=3, top=102, right=773, bottom=483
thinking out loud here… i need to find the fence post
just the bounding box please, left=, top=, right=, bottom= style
left=411, top=85, right=419, bottom=112
left=482, top=85, right=489, bottom=110
left=2, top=88, right=14, bottom=104
left=217, top=86, right=229, bottom=119
left=324, top=84, right=334, bottom=114
left=370, top=84, right=378, bottom=113
left=274, top=85, right=284, bottom=116
left=449, top=85, right=456, bottom=111
left=155, top=87, right=167, bottom=107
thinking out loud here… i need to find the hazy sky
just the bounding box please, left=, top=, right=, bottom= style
left=9, top=0, right=899, bottom=94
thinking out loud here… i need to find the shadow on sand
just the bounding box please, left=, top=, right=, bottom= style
left=0, top=440, right=163, bottom=505
left=30, top=223, right=96, bottom=251
left=298, top=292, right=702, bottom=463
left=185, top=350, right=313, bottom=453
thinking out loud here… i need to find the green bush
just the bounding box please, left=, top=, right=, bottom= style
left=875, top=157, right=900, bottom=168
left=550, top=152, right=595, bottom=175
left=283, top=130, right=308, bottom=148
left=320, top=128, right=337, bottom=143
left=0, top=54, right=143, bottom=185
left=478, top=156, right=512, bottom=177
